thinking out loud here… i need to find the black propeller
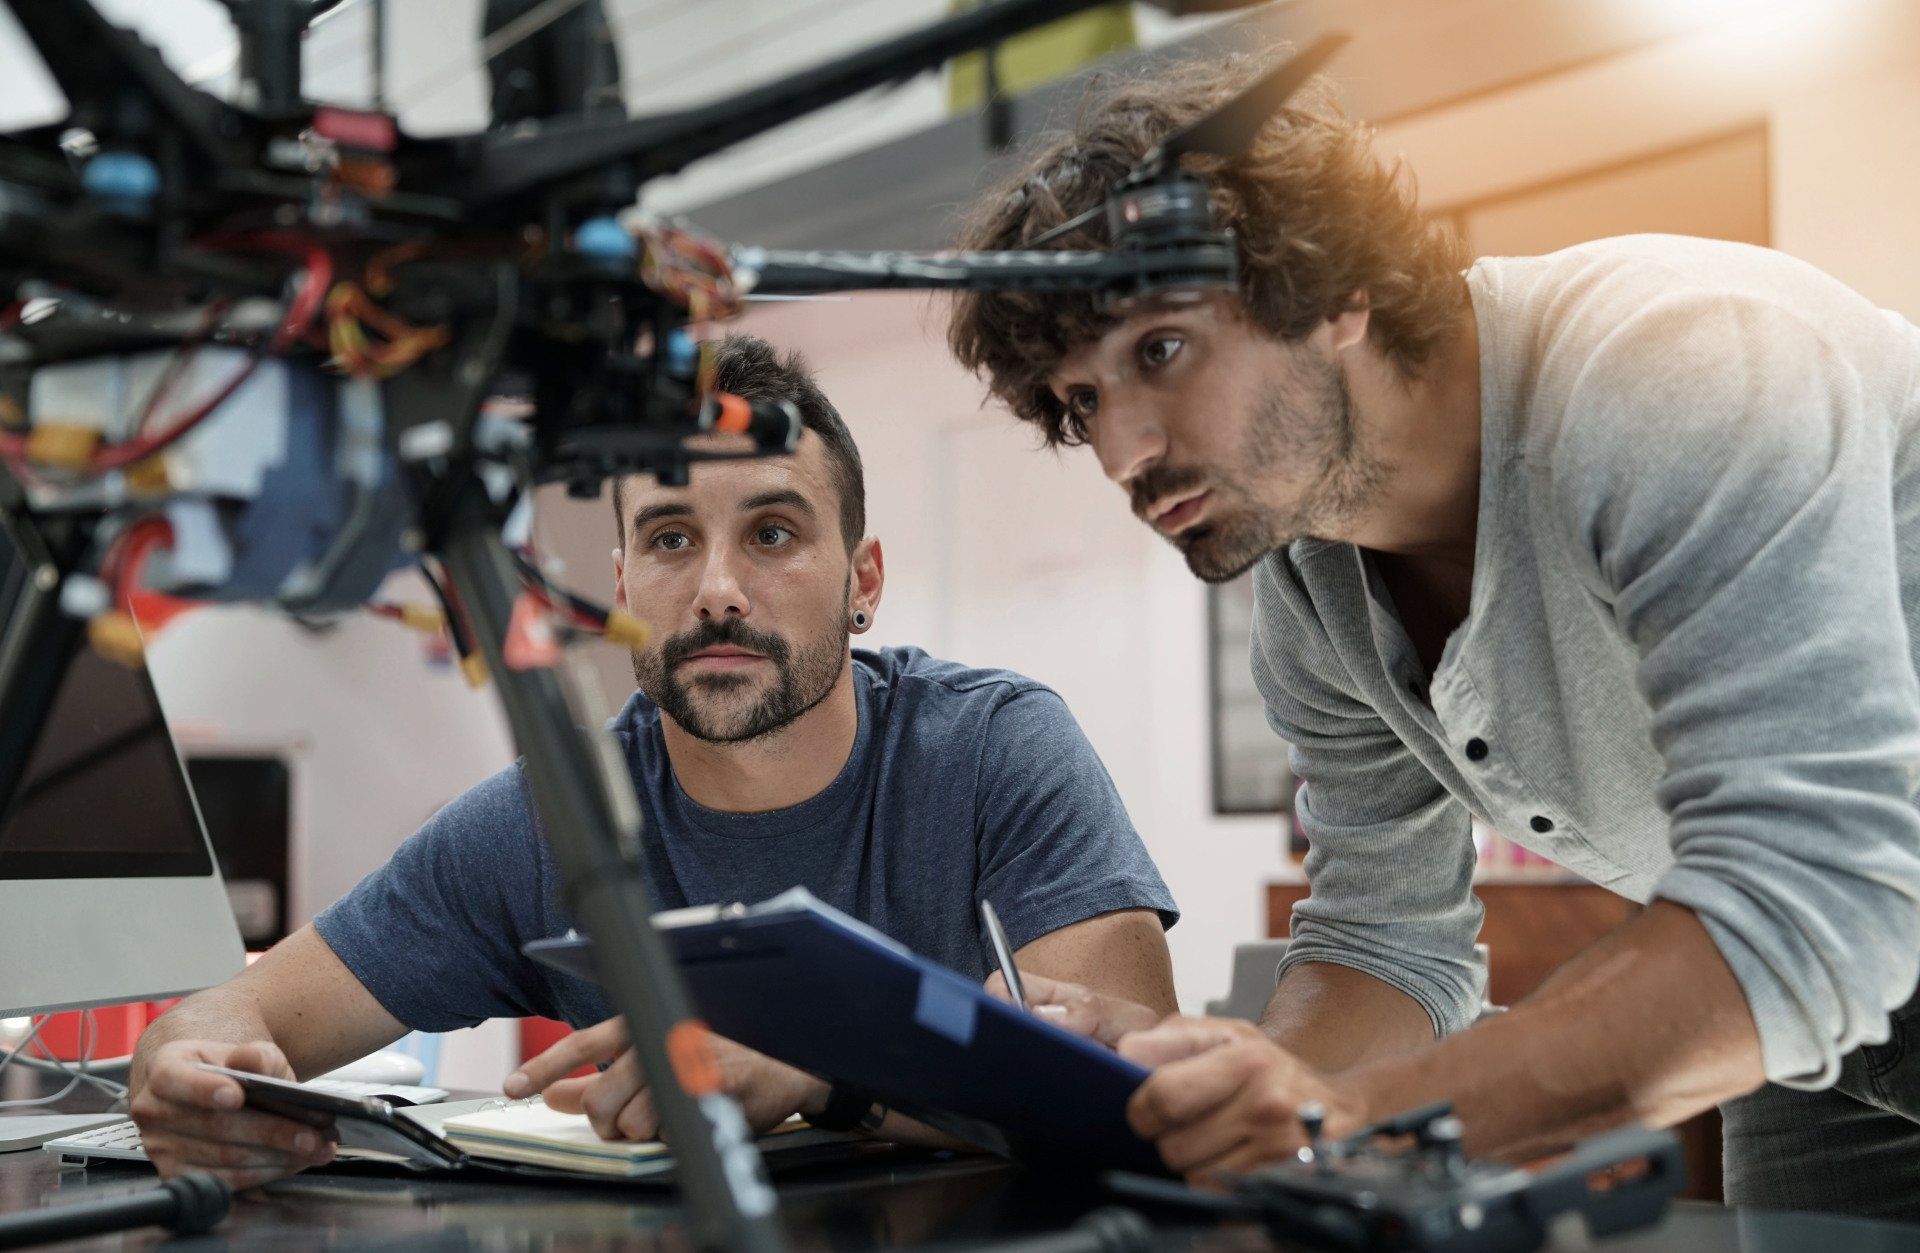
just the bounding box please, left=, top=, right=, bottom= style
left=1141, top=30, right=1350, bottom=174
left=1024, top=30, right=1352, bottom=252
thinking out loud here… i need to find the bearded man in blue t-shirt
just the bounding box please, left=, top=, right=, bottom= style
left=127, top=335, right=1178, bottom=1189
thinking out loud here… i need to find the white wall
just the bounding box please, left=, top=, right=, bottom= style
left=1771, top=66, right=1920, bottom=322
left=145, top=584, right=516, bottom=925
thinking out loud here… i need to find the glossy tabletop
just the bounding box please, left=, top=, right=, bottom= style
left=2, top=1080, right=1918, bottom=1252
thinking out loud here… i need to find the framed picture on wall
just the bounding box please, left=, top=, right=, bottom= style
left=1209, top=575, right=1293, bottom=814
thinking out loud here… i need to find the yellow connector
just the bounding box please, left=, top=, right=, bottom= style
left=398, top=603, right=447, bottom=635
left=123, top=455, right=172, bottom=495
left=87, top=611, right=145, bottom=667
left=602, top=610, right=651, bottom=650
left=460, top=652, right=489, bottom=689
left=26, top=424, right=102, bottom=470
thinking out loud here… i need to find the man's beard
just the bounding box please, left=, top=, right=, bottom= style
left=629, top=614, right=847, bottom=744
left=1135, top=352, right=1386, bottom=584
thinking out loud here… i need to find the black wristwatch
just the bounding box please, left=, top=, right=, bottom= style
left=810, top=1084, right=887, bottom=1134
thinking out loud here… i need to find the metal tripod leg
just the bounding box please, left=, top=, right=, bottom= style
left=435, top=493, right=785, bottom=1253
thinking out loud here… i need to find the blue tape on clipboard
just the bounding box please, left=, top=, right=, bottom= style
left=913, top=974, right=979, bottom=1045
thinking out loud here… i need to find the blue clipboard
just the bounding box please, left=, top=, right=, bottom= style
left=522, top=888, right=1164, bottom=1174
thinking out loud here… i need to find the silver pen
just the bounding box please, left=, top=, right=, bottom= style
left=980, top=898, right=1028, bottom=1011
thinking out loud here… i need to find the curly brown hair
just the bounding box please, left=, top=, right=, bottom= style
left=947, top=52, right=1468, bottom=445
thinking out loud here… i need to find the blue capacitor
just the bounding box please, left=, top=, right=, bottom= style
left=573, top=215, right=636, bottom=262
left=82, top=152, right=161, bottom=216
left=665, top=326, right=699, bottom=377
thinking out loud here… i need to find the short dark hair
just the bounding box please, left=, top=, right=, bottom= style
left=948, top=53, right=1468, bottom=446
left=612, top=335, right=866, bottom=551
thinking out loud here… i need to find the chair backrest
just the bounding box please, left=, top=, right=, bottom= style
left=1204, top=940, right=1295, bottom=1021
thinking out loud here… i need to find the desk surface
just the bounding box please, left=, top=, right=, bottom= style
left=11, top=1140, right=1920, bottom=1252
left=4, top=1091, right=1920, bottom=1252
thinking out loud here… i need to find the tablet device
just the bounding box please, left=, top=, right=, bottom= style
left=523, top=889, right=1165, bottom=1174
left=195, top=1063, right=466, bottom=1168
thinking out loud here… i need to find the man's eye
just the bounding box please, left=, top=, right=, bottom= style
left=1065, top=386, right=1099, bottom=418
left=652, top=531, right=691, bottom=552
left=755, top=524, right=794, bottom=547
left=1139, top=334, right=1183, bottom=370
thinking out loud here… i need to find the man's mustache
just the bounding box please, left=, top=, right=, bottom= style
left=658, top=619, right=790, bottom=668
left=1130, top=464, right=1207, bottom=519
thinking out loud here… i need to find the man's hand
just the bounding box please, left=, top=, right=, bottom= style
left=1119, top=1016, right=1368, bottom=1182
left=505, top=1017, right=829, bottom=1142
left=986, top=970, right=1164, bottom=1047
left=128, top=1039, right=337, bottom=1190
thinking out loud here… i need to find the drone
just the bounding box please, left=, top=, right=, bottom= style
left=0, top=4, right=1346, bottom=1248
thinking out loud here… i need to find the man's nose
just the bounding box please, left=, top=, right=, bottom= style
left=1091, top=397, right=1169, bottom=494
left=691, top=548, right=750, bottom=621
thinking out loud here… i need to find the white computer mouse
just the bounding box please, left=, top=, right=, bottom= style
left=319, top=1049, right=427, bottom=1087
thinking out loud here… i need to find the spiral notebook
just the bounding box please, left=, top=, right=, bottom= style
left=438, top=1099, right=814, bottom=1178
left=191, top=1071, right=861, bottom=1183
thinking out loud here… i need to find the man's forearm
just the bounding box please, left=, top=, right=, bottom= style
left=131, top=986, right=276, bottom=1090
left=1259, top=961, right=1436, bottom=1073
left=1343, top=901, right=1765, bottom=1159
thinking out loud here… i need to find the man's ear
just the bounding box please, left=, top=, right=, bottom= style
left=850, top=537, right=884, bottom=625
left=1327, top=289, right=1371, bottom=354
left=611, top=547, right=628, bottom=611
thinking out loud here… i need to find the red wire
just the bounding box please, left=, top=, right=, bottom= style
left=130, top=301, right=233, bottom=439
left=88, top=240, right=331, bottom=473
left=520, top=580, right=606, bottom=631
left=0, top=239, right=332, bottom=471
left=103, top=515, right=175, bottom=610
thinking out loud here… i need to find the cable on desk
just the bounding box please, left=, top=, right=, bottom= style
left=0, top=1011, right=128, bottom=1107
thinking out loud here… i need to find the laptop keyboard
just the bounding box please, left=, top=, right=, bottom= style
left=43, top=1077, right=450, bottom=1164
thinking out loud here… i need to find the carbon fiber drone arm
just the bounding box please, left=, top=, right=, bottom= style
left=732, top=243, right=1238, bottom=298
left=455, top=0, right=1131, bottom=209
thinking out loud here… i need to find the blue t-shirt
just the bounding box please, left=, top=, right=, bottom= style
left=315, top=646, right=1177, bottom=1032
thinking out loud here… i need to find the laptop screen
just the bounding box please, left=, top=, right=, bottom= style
left=0, top=520, right=214, bottom=879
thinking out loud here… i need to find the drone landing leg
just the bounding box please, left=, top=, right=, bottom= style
left=435, top=498, right=785, bottom=1253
